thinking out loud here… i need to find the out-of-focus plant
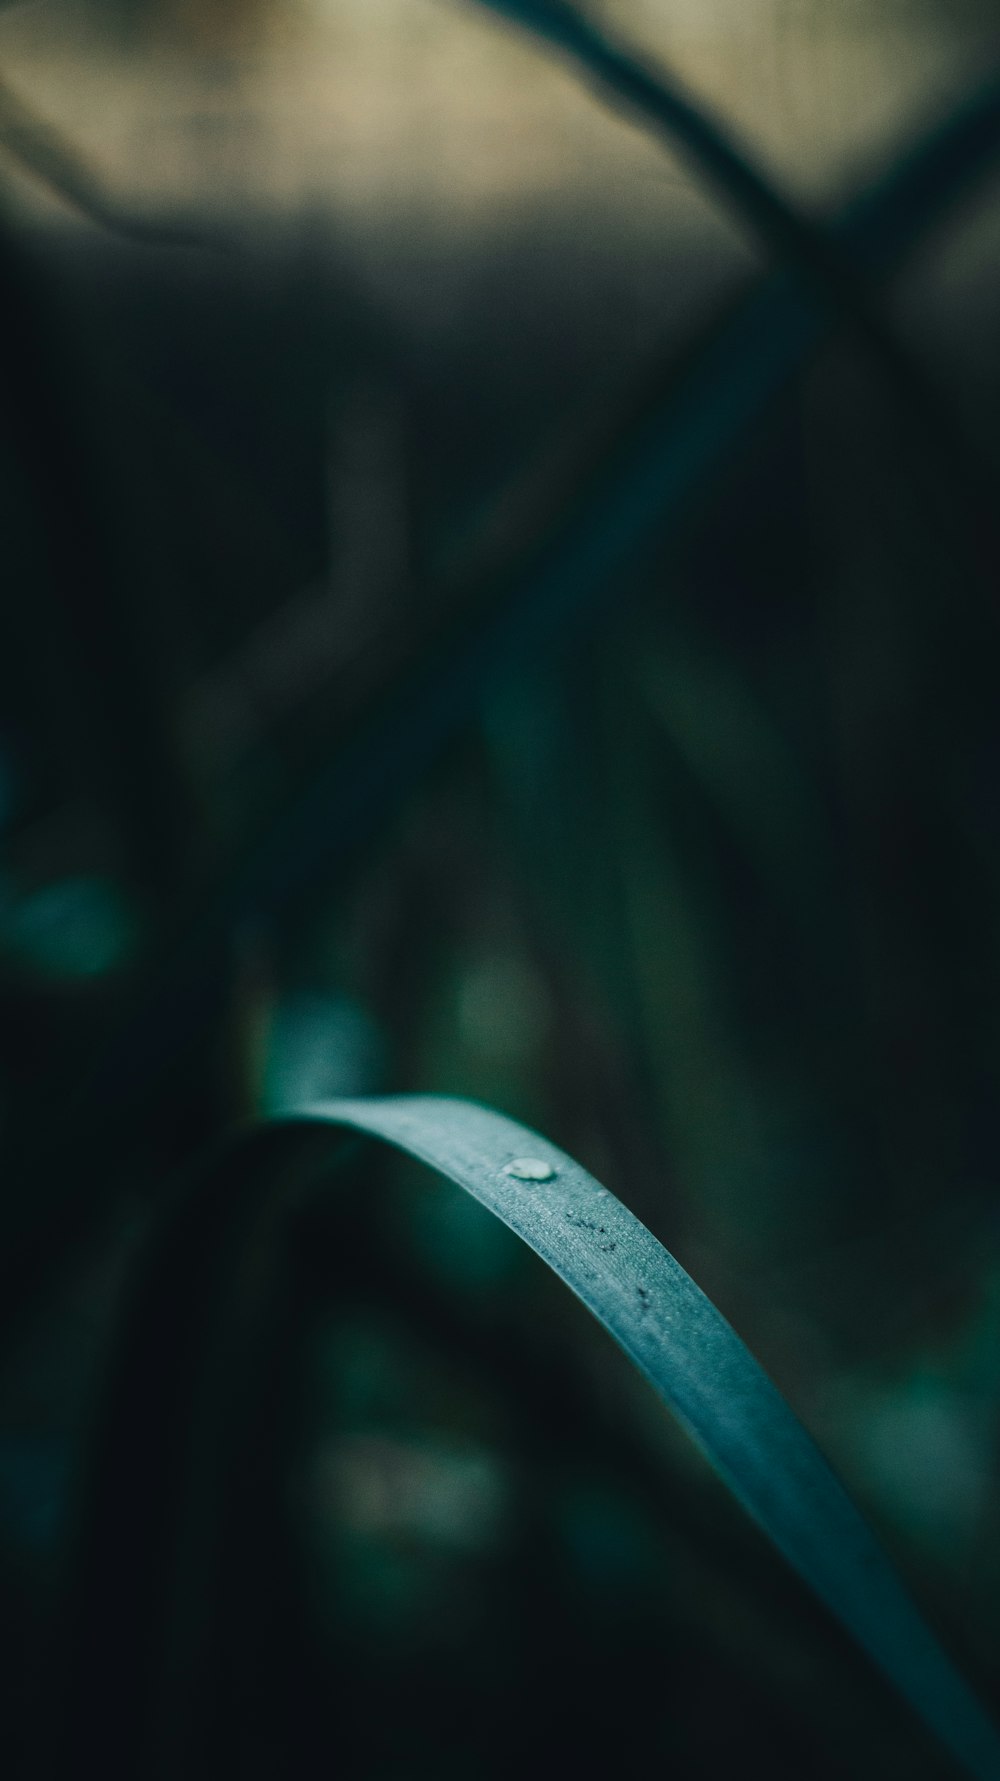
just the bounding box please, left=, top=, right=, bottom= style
left=0, top=5, right=998, bottom=1779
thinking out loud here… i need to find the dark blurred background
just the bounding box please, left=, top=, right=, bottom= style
left=0, top=0, right=999, bottom=1774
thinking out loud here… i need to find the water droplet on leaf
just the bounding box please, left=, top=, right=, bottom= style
left=503, top=1157, right=556, bottom=1183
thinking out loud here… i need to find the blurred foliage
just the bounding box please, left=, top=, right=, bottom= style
left=0, top=1, right=998, bottom=1776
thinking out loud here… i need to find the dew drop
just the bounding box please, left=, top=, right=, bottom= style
left=503, top=1156, right=556, bottom=1183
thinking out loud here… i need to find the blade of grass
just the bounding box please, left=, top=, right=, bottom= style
left=289, top=1095, right=1000, bottom=1779
left=47, top=1097, right=1000, bottom=1780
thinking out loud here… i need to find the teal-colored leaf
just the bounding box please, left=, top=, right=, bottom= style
left=274, top=1095, right=1000, bottom=1779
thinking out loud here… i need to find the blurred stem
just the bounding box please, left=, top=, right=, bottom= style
left=1, top=78, right=999, bottom=1355
left=481, top=658, right=678, bottom=1231
left=471, top=1, right=999, bottom=574
left=0, top=210, right=197, bottom=899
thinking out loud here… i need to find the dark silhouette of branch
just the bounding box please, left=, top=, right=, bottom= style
left=1, top=75, right=999, bottom=1351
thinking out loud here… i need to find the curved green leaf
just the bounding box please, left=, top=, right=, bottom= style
left=279, top=1094, right=1000, bottom=1779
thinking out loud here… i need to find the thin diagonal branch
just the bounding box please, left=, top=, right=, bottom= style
left=467, top=1, right=999, bottom=555
left=1, top=75, right=998, bottom=1350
